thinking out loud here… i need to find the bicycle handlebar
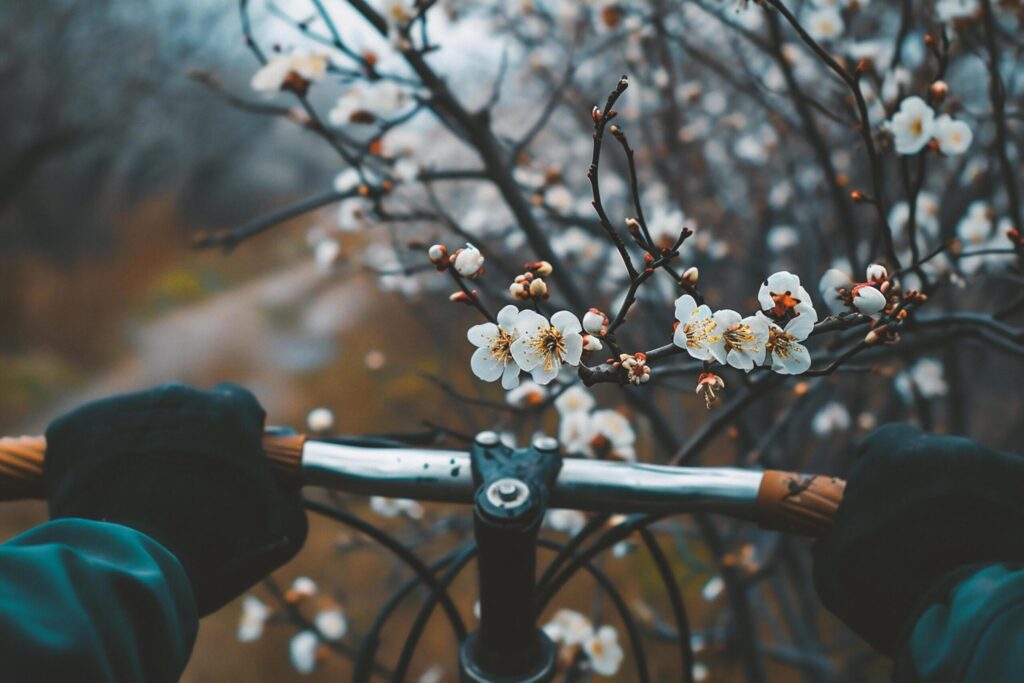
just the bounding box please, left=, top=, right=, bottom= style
left=0, top=433, right=844, bottom=536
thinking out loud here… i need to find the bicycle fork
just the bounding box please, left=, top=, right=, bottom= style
left=459, top=431, right=563, bottom=683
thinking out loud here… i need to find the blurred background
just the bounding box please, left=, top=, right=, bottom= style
left=3, top=0, right=1022, bottom=681
left=0, top=1, right=437, bottom=680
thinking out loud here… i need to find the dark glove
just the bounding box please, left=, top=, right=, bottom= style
left=813, top=423, right=1024, bottom=655
left=44, top=383, right=308, bottom=616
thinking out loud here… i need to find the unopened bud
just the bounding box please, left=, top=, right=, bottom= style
left=526, top=260, right=553, bottom=277
left=625, top=217, right=642, bottom=234
left=682, top=266, right=699, bottom=286
left=509, top=282, right=529, bottom=300
left=529, top=278, right=549, bottom=299
left=851, top=190, right=866, bottom=203
left=583, top=308, right=609, bottom=336
left=592, top=106, right=602, bottom=122
left=450, top=291, right=474, bottom=304
left=929, top=80, right=948, bottom=104
left=428, top=244, right=448, bottom=265
left=865, top=263, right=888, bottom=283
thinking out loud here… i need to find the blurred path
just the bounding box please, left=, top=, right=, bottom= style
left=17, top=262, right=368, bottom=432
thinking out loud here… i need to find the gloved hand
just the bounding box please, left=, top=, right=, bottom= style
left=813, top=423, right=1024, bottom=654
left=44, top=383, right=308, bottom=616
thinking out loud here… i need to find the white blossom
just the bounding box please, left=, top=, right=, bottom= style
left=936, top=0, right=977, bottom=21
left=290, top=576, right=318, bottom=598
left=453, top=244, right=485, bottom=278
left=819, top=268, right=853, bottom=313
left=673, top=294, right=723, bottom=361
left=766, top=225, right=800, bottom=252
left=505, top=381, right=548, bottom=407
left=554, top=385, right=596, bottom=416
left=314, top=238, right=341, bottom=273
left=761, top=304, right=817, bottom=375
left=812, top=402, right=852, bottom=436
left=851, top=284, right=887, bottom=316
left=289, top=630, right=319, bottom=675
left=702, top=576, right=725, bottom=601
left=711, top=309, right=769, bottom=371
left=561, top=409, right=637, bottom=461
left=328, top=80, right=409, bottom=126
left=306, top=407, right=335, bottom=433
left=933, top=115, right=973, bottom=155
left=543, top=608, right=593, bottom=646
left=895, top=358, right=948, bottom=401
left=545, top=508, right=587, bottom=536
left=584, top=625, right=625, bottom=677
left=251, top=52, right=327, bottom=92
left=511, top=310, right=584, bottom=385
left=758, top=271, right=814, bottom=317
left=314, top=608, right=348, bottom=641
left=468, top=305, right=522, bottom=390
left=804, top=7, right=844, bottom=41
left=890, top=96, right=935, bottom=155
left=237, top=595, right=271, bottom=642
left=370, top=496, right=424, bottom=519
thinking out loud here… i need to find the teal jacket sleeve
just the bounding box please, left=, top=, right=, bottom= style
left=0, top=519, right=198, bottom=683
left=896, top=564, right=1024, bottom=682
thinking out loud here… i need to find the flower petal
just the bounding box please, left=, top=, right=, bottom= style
left=471, top=347, right=504, bottom=381
left=467, top=322, right=498, bottom=348
left=674, top=294, right=697, bottom=322
left=772, top=342, right=811, bottom=374
left=500, top=362, right=521, bottom=390
left=551, top=310, right=583, bottom=335
left=511, top=337, right=542, bottom=371
left=531, top=359, right=561, bottom=385
left=514, top=309, right=549, bottom=336
left=562, top=333, right=583, bottom=366
left=496, top=305, right=520, bottom=329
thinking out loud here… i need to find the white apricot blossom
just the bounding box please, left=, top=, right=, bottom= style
left=672, top=294, right=723, bottom=361
left=370, top=496, right=424, bottom=519
left=543, top=609, right=593, bottom=646
left=818, top=268, right=854, bottom=313
left=895, top=358, right=948, bottom=401
left=933, top=115, right=973, bottom=155
left=711, top=310, right=769, bottom=371
left=761, top=304, right=817, bottom=375
left=804, top=7, right=844, bottom=41
left=237, top=595, right=271, bottom=642
left=554, top=384, right=596, bottom=416
left=289, top=630, right=319, bottom=674
left=560, top=409, right=637, bottom=461
left=328, top=80, right=409, bottom=126
left=506, top=381, right=548, bottom=407
left=584, top=625, right=625, bottom=677
left=468, top=305, right=522, bottom=389
left=314, top=608, right=348, bottom=641
left=545, top=508, right=587, bottom=536
left=758, top=271, right=814, bottom=318
left=251, top=52, right=328, bottom=92
left=812, top=402, right=852, bottom=436
left=888, top=192, right=941, bottom=239
left=511, top=310, right=584, bottom=385
left=890, top=96, right=935, bottom=155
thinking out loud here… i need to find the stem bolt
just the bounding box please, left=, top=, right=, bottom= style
left=486, top=478, right=529, bottom=509
left=532, top=435, right=559, bottom=452
left=475, top=430, right=501, bottom=446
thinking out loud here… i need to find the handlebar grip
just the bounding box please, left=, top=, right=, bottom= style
left=0, top=436, right=45, bottom=501
left=756, top=470, right=846, bottom=537
left=0, top=433, right=308, bottom=503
